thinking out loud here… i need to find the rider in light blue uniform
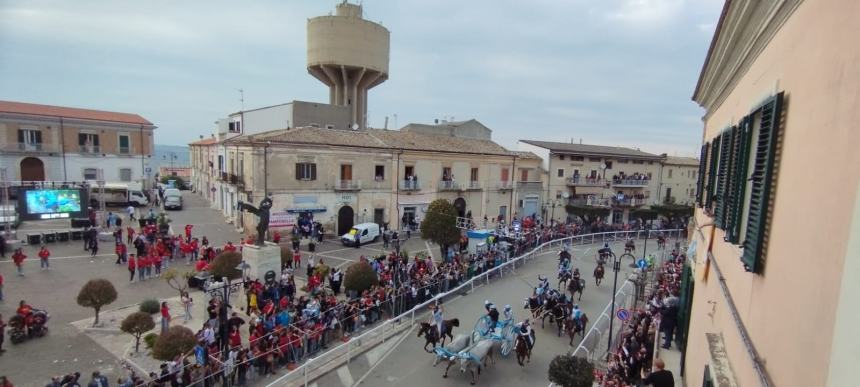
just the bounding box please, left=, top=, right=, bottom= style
left=503, top=305, right=514, bottom=323
left=571, top=304, right=582, bottom=320
left=430, top=303, right=445, bottom=342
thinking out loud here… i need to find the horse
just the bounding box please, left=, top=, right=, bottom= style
left=594, top=263, right=605, bottom=286
left=515, top=330, right=536, bottom=366
left=657, top=236, right=666, bottom=250
left=563, top=313, right=589, bottom=346
left=567, top=277, right=586, bottom=301
left=624, top=240, right=636, bottom=254
left=523, top=296, right=543, bottom=319
left=435, top=334, right=471, bottom=371
left=456, top=338, right=501, bottom=385
left=417, top=318, right=460, bottom=352
left=557, top=270, right=572, bottom=290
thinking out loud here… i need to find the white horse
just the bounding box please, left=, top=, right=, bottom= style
left=455, top=338, right=501, bottom=385
left=435, top=334, right=472, bottom=367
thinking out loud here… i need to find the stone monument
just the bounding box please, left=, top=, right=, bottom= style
left=238, top=195, right=280, bottom=280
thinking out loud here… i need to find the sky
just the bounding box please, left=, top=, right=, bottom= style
left=0, top=0, right=724, bottom=157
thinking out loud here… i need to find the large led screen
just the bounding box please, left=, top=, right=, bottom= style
left=25, top=189, right=83, bottom=214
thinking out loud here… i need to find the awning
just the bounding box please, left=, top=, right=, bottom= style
left=286, top=207, right=326, bottom=213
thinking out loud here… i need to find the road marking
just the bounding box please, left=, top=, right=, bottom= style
left=336, top=365, right=354, bottom=387
left=0, top=253, right=114, bottom=263
left=424, top=241, right=435, bottom=261
left=351, top=326, right=416, bottom=387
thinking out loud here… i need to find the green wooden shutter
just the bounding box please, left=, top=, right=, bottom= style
left=727, top=118, right=753, bottom=244
left=741, top=92, right=784, bottom=273
left=696, top=143, right=709, bottom=206
left=705, top=134, right=721, bottom=210
left=721, top=126, right=741, bottom=236
left=714, top=129, right=733, bottom=228
left=295, top=163, right=302, bottom=180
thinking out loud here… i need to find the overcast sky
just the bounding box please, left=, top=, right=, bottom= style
left=0, top=0, right=723, bottom=156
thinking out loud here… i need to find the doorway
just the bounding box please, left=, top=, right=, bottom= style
left=337, top=206, right=354, bottom=235
left=20, top=157, right=45, bottom=181
left=374, top=208, right=384, bottom=228
left=453, top=197, right=467, bottom=218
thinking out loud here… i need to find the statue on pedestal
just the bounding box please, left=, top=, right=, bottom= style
left=237, top=195, right=273, bottom=246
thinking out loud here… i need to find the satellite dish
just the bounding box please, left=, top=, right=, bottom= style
left=351, top=123, right=359, bottom=130
left=600, top=163, right=607, bottom=170
left=562, top=192, right=570, bottom=199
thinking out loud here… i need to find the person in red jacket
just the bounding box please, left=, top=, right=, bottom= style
left=153, top=253, right=163, bottom=278
left=224, top=242, right=237, bottom=253
left=272, top=231, right=281, bottom=244
left=12, top=248, right=26, bottom=276
left=115, top=243, right=127, bottom=265
left=127, top=254, right=137, bottom=282
left=127, top=226, right=136, bottom=245
left=195, top=258, right=209, bottom=272
left=184, top=224, right=193, bottom=242
left=38, top=246, right=51, bottom=271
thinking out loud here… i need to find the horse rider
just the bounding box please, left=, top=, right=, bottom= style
left=536, top=275, right=551, bottom=304
left=572, top=268, right=581, bottom=284
left=484, top=300, right=500, bottom=335
left=429, top=303, right=445, bottom=342
left=503, top=304, right=515, bottom=323
left=558, top=255, right=571, bottom=274
left=571, top=304, right=583, bottom=320
left=516, top=319, right=535, bottom=350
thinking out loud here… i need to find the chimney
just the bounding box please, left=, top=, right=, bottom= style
left=434, top=118, right=439, bottom=124
left=579, top=138, right=583, bottom=144
left=384, top=116, right=389, bottom=129
left=199, top=135, right=204, bottom=140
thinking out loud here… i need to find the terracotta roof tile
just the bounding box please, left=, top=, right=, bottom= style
left=189, top=138, right=218, bottom=146
left=0, top=100, right=153, bottom=125
left=520, top=139, right=664, bottom=160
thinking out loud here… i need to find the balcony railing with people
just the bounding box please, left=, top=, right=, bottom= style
left=611, top=177, right=650, bottom=187
left=567, top=176, right=606, bottom=187
left=438, top=180, right=462, bottom=191
left=569, top=197, right=612, bottom=207
left=612, top=197, right=648, bottom=207
left=399, top=180, right=421, bottom=191
left=334, top=179, right=361, bottom=191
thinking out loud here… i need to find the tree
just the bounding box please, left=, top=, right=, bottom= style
left=343, top=261, right=378, bottom=295
left=420, top=199, right=461, bottom=256
left=548, top=354, right=594, bottom=387
left=76, top=279, right=118, bottom=327
left=209, top=251, right=243, bottom=280
left=121, top=312, right=156, bottom=352
left=152, top=326, right=197, bottom=361
left=163, top=268, right=192, bottom=297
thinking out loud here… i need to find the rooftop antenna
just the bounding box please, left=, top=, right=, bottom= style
left=237, top=88, right=245, bottom=110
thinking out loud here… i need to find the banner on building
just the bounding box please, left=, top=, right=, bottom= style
left=269, top=211, right=296, bottom=227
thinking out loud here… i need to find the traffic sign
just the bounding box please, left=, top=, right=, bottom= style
left=145, top=167, right=152, bottom=173
left=616, top=308, right=630, bottom=321
left=637, top=259, right=647, bottom=269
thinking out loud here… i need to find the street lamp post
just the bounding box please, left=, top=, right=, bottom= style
left=603, top=246, right=620, bottom=360
left=204, top=261, right=251, bottom=353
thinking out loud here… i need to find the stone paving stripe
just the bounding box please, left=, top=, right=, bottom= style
left=336, top=365, right=354, bottom=387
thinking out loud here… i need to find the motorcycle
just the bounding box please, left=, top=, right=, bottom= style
left=9, top=308, right=50, bottom=344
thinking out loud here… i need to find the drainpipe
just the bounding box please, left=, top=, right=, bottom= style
left=396, top=149, right=402, bottom=229
left=509, top=156, right=517, bottom=221
left=140, top=124, right=145, bottom=189
left=59, top=117, right=67, bottom=180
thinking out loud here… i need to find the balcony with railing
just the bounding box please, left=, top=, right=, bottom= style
left=465, top=181, right=482, bottom=190
left=611, top=197, right=648, bottom=207
left=119, top=146, right=131, bottom=155
left=334, top=179, right=361, bottom=191
left=438, top=180, right=462, bottom=191
left=1, top=142, right=59, bottom=153
left=517, top=181, right=542, bottom=190
left=497, top=181, right=514, bottom=191
left=612, top=178, right=650, bottom=187
left=399, top=180, right=421, bottom=191
left=566, top=176, right=606, bottom=187
left=568, top=197, right=611, bottom=207
left=79, top=145, right=102, bottom=154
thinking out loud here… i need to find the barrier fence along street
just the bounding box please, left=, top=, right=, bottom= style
left=263, top=228, right=684, bottom=387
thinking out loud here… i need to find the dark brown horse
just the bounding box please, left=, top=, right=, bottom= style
left=567, top=278, right=585, bottom=301
left=417, top=318, right=460, bottom=352
left=564, top=313, right=589, bottom=346
left=515, top=332, right=534, bottom=366
left=594, top=263, right=605, bottom=286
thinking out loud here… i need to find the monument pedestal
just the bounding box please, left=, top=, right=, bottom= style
left=242, top=242, right=281, bottom=281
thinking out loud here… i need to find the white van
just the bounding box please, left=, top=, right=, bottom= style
left=91, top=183, right=149, bottom=207
left=341, top=223, right=380, bottom=247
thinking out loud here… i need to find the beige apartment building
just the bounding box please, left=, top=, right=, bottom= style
left=685, top=1, right=860, bottom=387
left=660, top=156, right=699, bottom=205
left=190, top=120, right=545, bottom=236
left=518, top=140, right=695, bottom=224
left=0, top=100, right=156, bottom=184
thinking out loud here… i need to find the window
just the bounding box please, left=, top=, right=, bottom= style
left=570, top=156, right=584, bottom=161
left=470, top=168, right=479, bottom=182
left=632, top=160, right=644, bottom=164
left=520, top=169, right=529, bottom=181
left=556, top=191, right=562, bottom=199
left=557, top=168, right=564, bottom=178
left=17, top=128, right=42, bottom=150
left=218, top=155, right=224, bottom=173
left=558, top=154, right=565, bottom=160
left=119, top=168, right=132, bottom=182
left=618, top=159, right=629, bottom=164
left=118, top=134, right=130, bottom=154
left=375, top=165, right=385, bottom=181
left=500, top=168, right=509, bottom=182
left=228, top=121, right=241, bottom=133
left=647, top=172, right=652, bottom=179
left=239, top=153, right=244, bottom=177
left=340, top=164, right=353, bottom=180
left=604, top=161, right=613, bottom=169
left=667, top=169, right=673, bottom=178
left=442, top=167, right=452, bottom=181
left=296, top=163, right=317, bottom=180
left=78, top=133, right=100, bottom=153
left=589, top=157, right=601, bottom=162
left=83, top=168, right=98, bottom=180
